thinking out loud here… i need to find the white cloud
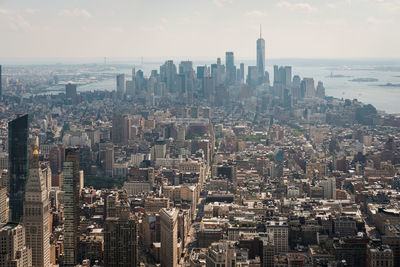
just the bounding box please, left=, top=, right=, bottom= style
left=160, top=17, right=168, bottom=24
left=24, top=8, right=39, bottom=14
left=59, top=8, right=92, bottom=18
left=0, top=9, right=33, bottom=32
left=244, top=10, right=267, bottom=18
left=9, top=15, right=33, bottom=32
left=213, top=0, right=233, bottom=8
left=276, top=1, right=317, bottom=12
left=327, top=3, right=336, bottom=9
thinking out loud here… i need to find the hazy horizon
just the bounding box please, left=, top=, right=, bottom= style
left=1, top=57, right=400, bottom=66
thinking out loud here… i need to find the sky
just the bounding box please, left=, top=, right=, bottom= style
left=0, top=0, right=399, bottom=60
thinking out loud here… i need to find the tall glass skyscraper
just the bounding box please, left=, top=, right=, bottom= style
left=62, top=148, right=80, bottom=267
left=8, top=114, right=29, bottom=222
left=257, top=27, right=266, bottom=83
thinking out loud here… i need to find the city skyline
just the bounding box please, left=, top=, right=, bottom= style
left=0, top=0, right=400, bottom=59
left=1, top=2, right=400, bottom=267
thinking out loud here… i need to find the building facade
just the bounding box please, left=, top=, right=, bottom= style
left=8, top=114, right=29, bottom=222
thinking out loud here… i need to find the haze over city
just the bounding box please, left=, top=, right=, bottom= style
left=1, top=0, right=400, bottom=59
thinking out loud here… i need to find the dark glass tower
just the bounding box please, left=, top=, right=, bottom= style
left=8, top=114, right=29, bottom=222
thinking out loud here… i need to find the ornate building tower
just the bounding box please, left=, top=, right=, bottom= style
left=23, top=141, right=51, bottom=267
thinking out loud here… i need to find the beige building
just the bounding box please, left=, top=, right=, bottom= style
left=265, top=220, right=288, bottom=254
left=0, top=185, right=8, bottom=223
left=0, top=223, right=32, bottom=267
left=163, top=184, right=198, bottom=217
left=160, top=208, right=178, bottom=267
left=367, top=245, right=394, bottom=267
left=144, top=197, right=170, bottom=213
left=23, top=149, right=51, bottom=267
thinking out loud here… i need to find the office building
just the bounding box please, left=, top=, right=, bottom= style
left=179, top=61, right=193, bottom=75
left=104, top=144, right=114, bottom=176
left=247, top=66, right=258, bottom=88
left=104, top=203, right=138, bottom=267
left=367, top=244, right=394, bottom=267
left=111, top=114, right=124, bottom=145
left=116, top=74, right=126, bottom=99
left=273, top=66, right=292, bottom=88
left=284, top=66, right=292, bottom=88
left=206, top=241, right=238, bottom=267
left=321, top=177, right=336, bottom=200
left=265, top=220, right=288, bottom=254
left=62, top=148, right=80, bottom=267
left=240, top=63, right=245, bottom=82
left=24, top=144, right=51, bottom=267
left=126, top=80, right=135, bottom=97
left=225, top=52, right=234, bottom=72
left=65, top=83, right=77, bottom=104
left=262, top=235, right=275, bottom=267
left=0, top=222, right=32, bottom=267
left=197, top=66, right=207, bottom=79
left=257, top=29, right=266, bottom=83
left=112, top=114, right=131, bottom=145
left=160, top=208, right=178, bottom=267
left=225, top=52, right=236, bottom=85
left=333, top=236, right=368, bottom=267
left=316, top=81, right=326, bottom=98
left=301, top=78, right=315, bottom=98
left=160, top=60, right=177, bottom=93
left=8, top=114, right=29, bottom=222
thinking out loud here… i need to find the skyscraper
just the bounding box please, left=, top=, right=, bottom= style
left=112, top=114, right=124, bottom=145
left=273, top=65, right=280, bottom=84
left=284, top=66, right=292, bottom=88
left=225, top=52, right=236, bottom=85
left=65, top=83, right=77, bottom=104
left=24, top=142, right=51, bottom=267
left=104, top=201, right=138, bottom=267
left=116, top=74, right=126, bottom=99
left=160, top=208, right=178, bottom=267
left=62, top=148, right=80, bottom=267
left=225, top=52, right=234, bottom=72
left=301, top=78, right=316, bottom=98
left=0, top=222, right=32, bottom=267
left=240, top=63, right=245, bottom=82
left=8, top=114, right=29, bottom=223
left=112, top=113, right=132, bottom=145
left=265, top=220, right=288, bottom=254
left=316, top=81, right=326, bottom=98
left=257, top=27, right=266, bottom=83
left=247, top=66, right=258, bottom=88
left=179, top=61, right=193, bottom=75
left=160, top=60, right=177, bottom=93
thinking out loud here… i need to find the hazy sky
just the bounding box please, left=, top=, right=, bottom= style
left=0, top=0, right=399, bottom=59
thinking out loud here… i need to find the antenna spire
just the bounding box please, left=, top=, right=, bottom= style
left=260, top=24, right=262, bottom=39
